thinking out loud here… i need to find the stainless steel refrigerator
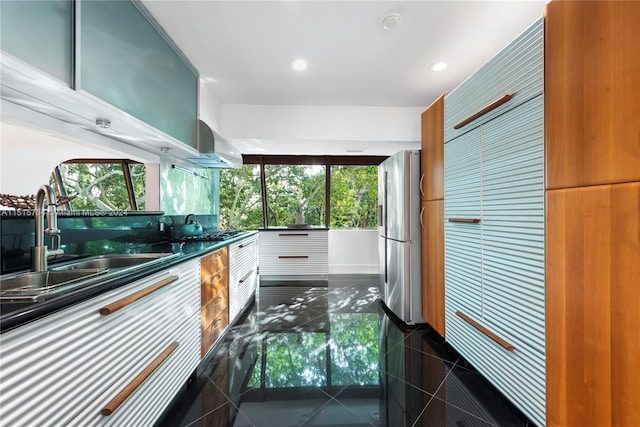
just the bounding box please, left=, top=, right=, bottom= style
left=378, top=149, right=425, bottom=325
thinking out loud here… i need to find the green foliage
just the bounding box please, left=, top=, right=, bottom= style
left=54, top=163, right=145, bottom=211
left=330, top=165, right=378, bottom=229
left=264, top=165, right=326, bottom=227
left=329, top=313, right=379, bottom=385
left=219, top=165, right=263, bottom=230
left=219, top=163, right=378, bottom=230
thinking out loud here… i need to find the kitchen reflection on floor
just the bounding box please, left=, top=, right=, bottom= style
left=156, top=276, right=533, bottom=427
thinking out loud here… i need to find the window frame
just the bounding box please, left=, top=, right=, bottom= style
left=242, top=155, right=386, bottom=228
left=51, top=158, right=144, bottom=211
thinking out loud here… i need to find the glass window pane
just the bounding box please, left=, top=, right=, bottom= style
left=330, top=165, right=378, bottom=229
left=219, top=164, right=263, bottom=230
left=264, top=165, right=326, bottom=227
left=128, top=163, right=146, bottom=210
left=55, top=163, right=141, bottom=211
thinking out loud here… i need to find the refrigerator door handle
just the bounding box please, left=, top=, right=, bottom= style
left=378, top=205, right=383, bottom=227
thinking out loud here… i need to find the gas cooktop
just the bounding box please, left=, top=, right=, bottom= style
left=173, top=230, right=248, bottom=243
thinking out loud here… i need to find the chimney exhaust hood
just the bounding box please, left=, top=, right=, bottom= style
left=188, top=120, right=242, bottom=168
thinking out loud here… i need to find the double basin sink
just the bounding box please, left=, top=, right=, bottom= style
left=0, top=253, right=179, bottom=302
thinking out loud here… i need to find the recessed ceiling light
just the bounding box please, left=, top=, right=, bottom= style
left=381, top=13, right=401, bottom=30
left=291, top=59, right=308, bottom=71
left=430, top=62, right=448, bottom=72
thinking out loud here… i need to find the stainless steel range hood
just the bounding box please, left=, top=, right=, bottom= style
left=188, top=120, right=242, bottom=168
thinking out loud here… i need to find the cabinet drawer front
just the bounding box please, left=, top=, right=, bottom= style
left=202, top=247, right=228, bottom=278
left=71, top=312, right=200, bottom=426
left=229, top=269, right=258, bottom=323
left=201, top=287, right=228, bottom=328
left=201, top=267, right=228, bottom=306
left=444, top=17, right=543, bottom=142
left=259, top=230, right=328, bottom=250
left=201, top=311, right=229, bottom=358
left=229, top=235, right=258, bottom=281
left=445, top=308, right=546, bottom=427
left=0, top=260, right=199, bottom=426
left=258, top=253, right=329, bottom=276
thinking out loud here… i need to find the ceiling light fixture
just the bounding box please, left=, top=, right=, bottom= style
left=291, top=59, right=308, bottom=71
left=381, top=13, right=401, bottom=30
left=430, top=61, right=448, bottom=72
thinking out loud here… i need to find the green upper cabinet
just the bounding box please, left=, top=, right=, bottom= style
left=0, top=0, right=73, bottom=84
left=77, top=0, right=198, bottom=148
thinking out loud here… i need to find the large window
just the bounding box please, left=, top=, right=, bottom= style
left=51, top=160, right=145, bottom=211
left=265, top=164, right=326, bottom=227
left=219, top=156, right=384, bottom=230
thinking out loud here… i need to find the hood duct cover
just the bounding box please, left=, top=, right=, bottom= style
left=188, top=120, right=242, bottom=168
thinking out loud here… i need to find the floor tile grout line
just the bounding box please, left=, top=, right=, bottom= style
left=410, top=356, right=461, bottom=427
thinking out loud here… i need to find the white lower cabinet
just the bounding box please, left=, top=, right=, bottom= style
left=0, top=259, right=200, bottom=427
left=258, top=230, right=328, bottom=277
left=228, top=234, right=258, bottom=323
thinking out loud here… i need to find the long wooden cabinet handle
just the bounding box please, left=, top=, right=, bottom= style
left=238, top=242, right=255, bottom=248
left=101, top=342, right=179, bottom=416
left=453, top=94, right=513, bottom=129
left=99, top=275, right=179, bottom=315
left=455, top=311, right=515, bottom=351
left=278, top=233, right=309, bottom=237
left=238, top=269, right=254, bottom=283
left=448, top=218, right=481, bottom=224
left=278, top=255, right=309, bottom=259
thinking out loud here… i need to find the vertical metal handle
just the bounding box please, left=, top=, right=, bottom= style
left=419, top=174, right=424, bottom=196
left=419, top=207, right=425, bottom=229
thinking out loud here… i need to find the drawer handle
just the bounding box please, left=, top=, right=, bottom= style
left=278, top=255, right=309, bottom=259
left=455, top=311, right=515, bottom=351
left=453, top=94, right=513, bottom=130
left=208, top=274, right=223, bottom=285
left=448, top=218, right=481, bottom=224
left=238, top=242, right=255, bottom=248
left=239, top=269, right=254, bottom=283
left=99, top=275, right=179, bottom=315
left=211, top=317, right=224, bottom=331
left=278, top=233, right=309, bottom=237
left=101, top=342, right=179, bottom=416
left=210, top=296, right=223, bottom=308
left=210, top=252, right=223, bottom=259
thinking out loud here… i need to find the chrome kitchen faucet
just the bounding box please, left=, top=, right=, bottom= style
left=31, top=184, right=64, bottom=272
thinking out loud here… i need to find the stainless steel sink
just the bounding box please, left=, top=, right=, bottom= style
left=1, top=253, right=179, bottom=302
left=0, top=269, right=108, bottom=301
left=50, top=253, right=178, bottom=271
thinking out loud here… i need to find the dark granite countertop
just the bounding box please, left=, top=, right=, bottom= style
left=0, top=231, right=258, bottom=333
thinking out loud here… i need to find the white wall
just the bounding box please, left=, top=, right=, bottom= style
left=220, top=104, right=422, bottom=156
left=328, top=229, right=379, bottom=275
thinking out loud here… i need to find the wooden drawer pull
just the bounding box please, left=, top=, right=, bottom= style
left=278, top=233, right=309, bottom=237
left=211, top=317, right=224, bottom=331
left=209, top=296, right=223, bottom=308
left=238, top=269, right=254, bottom=283
left=455, top=311, right=515, bottom=351
left=453, top=94, right=513, bottom=129
left=208, top=274, right=223, bottom=285
left=278, top=255, right=309, bottom=259
left=448, top=218, right=481, bottom=224
left=101, top=341, right=179, bottom=416
left=210, top=252, right=223, bottom=259
left=238, top=242, right=255, bottom=248
left=99, top=275, right=179, bottom=315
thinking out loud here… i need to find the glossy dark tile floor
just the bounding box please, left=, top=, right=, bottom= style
left=156, top=275, right=533, bottom=427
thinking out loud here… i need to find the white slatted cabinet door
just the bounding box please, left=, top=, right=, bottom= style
left=444, top=128, right=483, bottom=326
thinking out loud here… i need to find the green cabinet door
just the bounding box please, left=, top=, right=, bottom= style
left=78, top=0, right=198, bottom=148
left=0, top=0, right=73, bottom=84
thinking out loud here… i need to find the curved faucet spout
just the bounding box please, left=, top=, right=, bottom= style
left=32, top=184, right=63, bottom=272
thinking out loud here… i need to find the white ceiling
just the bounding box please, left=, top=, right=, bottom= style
left=140, top=0, right=547, bottom=155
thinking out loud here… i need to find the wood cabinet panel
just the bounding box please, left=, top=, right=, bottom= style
left=200, top=248, right=229, bottom=358
left=421, top=200, right=445, bottom=337
left=545, top=0, right=640, bottom=189
left=546, top=183, right=640, bottom=427
left=421, top=95, right=445, bottom=201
